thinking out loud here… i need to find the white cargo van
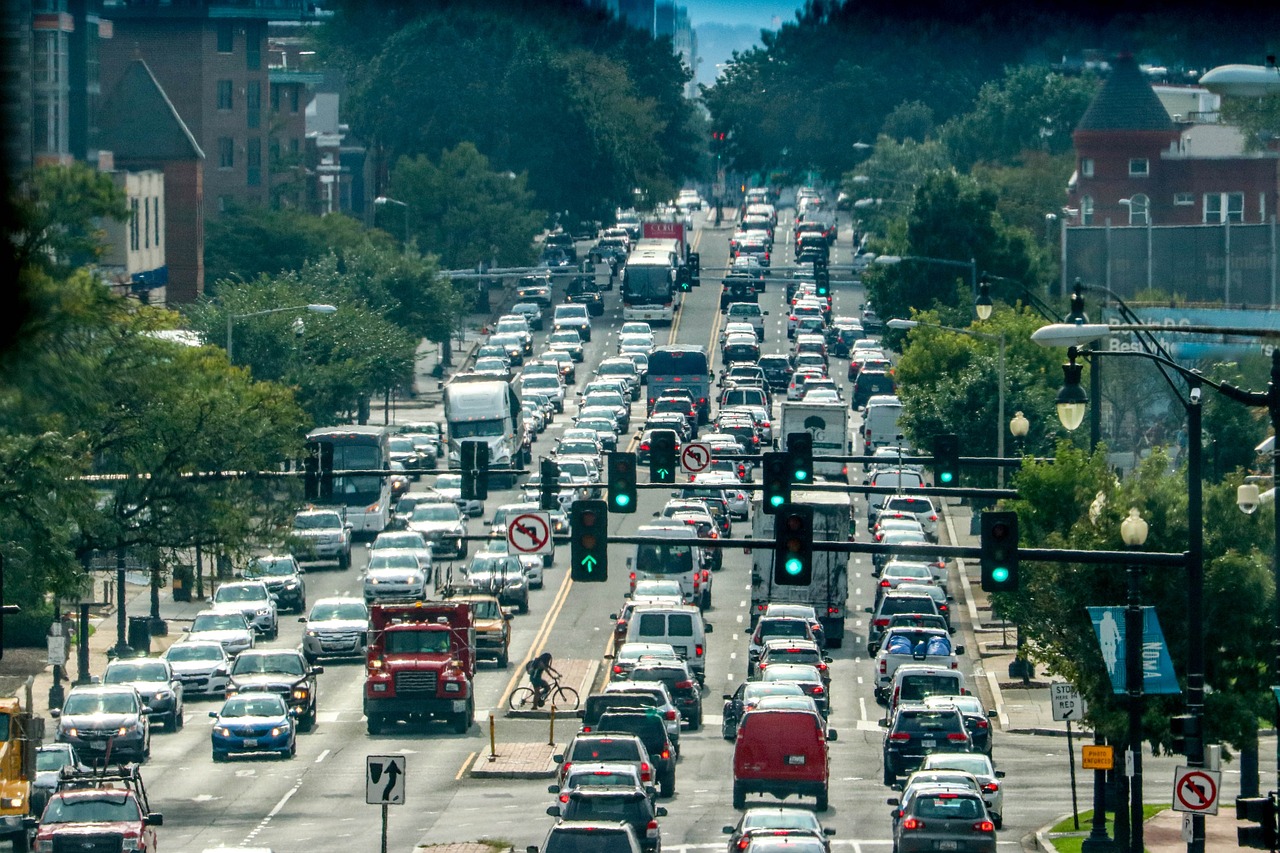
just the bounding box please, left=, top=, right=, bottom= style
left=627, top=524, right=708, bottom=610
left=862, top=395, right=903, bottom=451
left=623, top=603, right=711, bottom=682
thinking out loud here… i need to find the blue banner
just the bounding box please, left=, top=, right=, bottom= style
left=1087, top=606, right=1182, bottom=695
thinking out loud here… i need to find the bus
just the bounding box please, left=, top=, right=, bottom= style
left=646, top=345, right=712, bottom=424
left=622, top=238, right=683, bottom=324
left=305, top=426, right=392, bottom=536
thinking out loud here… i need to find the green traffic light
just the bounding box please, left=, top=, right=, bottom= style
left=795, top=470, right=808, bottom=481
left=784, top=557, right=803, bottom=576
left=614, top=493, right=631, bottom=507
left=940, top=472, right=954, bottom=484
left=991, top=567, right=1010, bottom=583
left=769, top=495, right=785, bottom=507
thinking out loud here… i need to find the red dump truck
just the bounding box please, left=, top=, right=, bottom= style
left=363, top=601, right=476, bottom=735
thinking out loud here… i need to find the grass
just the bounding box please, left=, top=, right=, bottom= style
left=1047, top=804, right=1171, bottom=853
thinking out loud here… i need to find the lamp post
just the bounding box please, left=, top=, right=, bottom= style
left=875, top=253, right=978, bottom=296
left=1120, top=508, right=1150, bottom=853
left=1010, top=411, right=1029, bottom=456
left=374, top=196, right=410, bottom=250
left=226, top=304, right=337, bottom=365
left=887, top=318, right=1005, bottom=485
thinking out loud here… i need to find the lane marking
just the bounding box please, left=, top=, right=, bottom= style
left=456, top=750, right=477, bottom=780
left=314, top=749, right=330, bottom=764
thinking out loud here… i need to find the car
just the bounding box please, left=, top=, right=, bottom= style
left=543, top=349, right=579, bottom=383
left=299, top=597, right=369, bottom=663
left=531, top=820, right=644, bottom=853
left=866, top=591, right=943, bottom=650
left=548, top=330, right=586, bottom=362
left=722, top=807, right=835, bottom=853
left=575, top=417, right=621, bottom=452
left=242, top=553, right=307, bottom=614
left=480, top=530, right=550, bottom=581
left=54, top=685, right=151, bottom=763
left=918, top=752, right=1005, bottom=827
left=851, top=369, right=897, bottom=410
left=760, top=603, right=827, bottom=650
left=446, top=592, right=512, bottom=666
left=881, top=702, right=972, bottom=784
left=720, top=681, right=807, bottom=740
left=289, top=509, right=353, bottom=569
left=592, top=708, right=678, bottom=797
left=550, top=762, right=654, bottom=806
left=723, top=333, right=761, bottom=366
left=732, top=705, right=835, bottom=811
left=373, top=528, right=441, bottom=569
left=609, top=641, right=682, bottom=681
left=922, top=694, right=997, bottom=756
left=874, top=561, right=938, bottom=603
left=102, top=658, right=185, bottom=730
left=890, top=786, right=995, bottom=853
left=553, top=304, right=593, bottom=341
left=489, top=333, right=527, bottom=365
left=476, top=343, right=513, bottom=365
left=748, top=616, right=816, bottom=664
left=407, top=500, right=469, bottom=560
left=160, top=640, right=231, bottom=698
left=33, top=779, right=162, bottom=853
left=363, top=551, right=430, bottom=603
left=511, top=301, right=546, bottom=331
left=786, top=370, right=825, bottom=402
left=548, top=788, right=666, bottom=853
left=460, top=552, right=529, bottom=613
left=757, top=663, right=829, bottom=717
left=555, top=436, right=604, bottom=460
left=185, top=609, right=255, bottom=656
left=209, top=692, right=297, bottom=761
left=226, top=648, right=322, bottom=731
left=756, top=639, right=831, bottom=689
left=554, top=731, right=656, bottom=792
left=388, top=433, right=428, bottom=475
left=629, top=659, right=703, bottom=729
left=472, top=356, right=514, bottom=380
left=30, top=743, right=83, bottom=817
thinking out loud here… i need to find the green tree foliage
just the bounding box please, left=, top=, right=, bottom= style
left=1219, top=93, right=1280, bottom=152
left=840, top=135, right=951, bottom=239
left=390, top=143, right=545, bottom=269
left=881, top=100, right=935, bottom=143
left=998, top=445, right=1274, bottom=753
left=9, top=163, right=131, bottom=276
left=971, top=151, right=1076, bottom=250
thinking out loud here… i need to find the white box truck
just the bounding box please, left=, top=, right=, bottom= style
left=780, top=401, right=851, bottom=482
left=443, top=375, right=524, bottom=487
left=749, top=490, right=851, bottom=647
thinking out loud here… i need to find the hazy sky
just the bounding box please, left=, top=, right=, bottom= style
left=681, top=0, right=800, bottom=31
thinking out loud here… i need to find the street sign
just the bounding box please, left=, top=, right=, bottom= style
left=1087, top=605, right=1182, bottom=695
left=366, top=754, right=406, bottom=805
left=680, top=442, right=711, bottom=474
left=1081, top=745, right=1114, bottom=770
left=1172, top=765, right=1220, bottom=815
left=507, top=511, right=552, bottom=555
left=1051, top=684, right=1085, bottom=721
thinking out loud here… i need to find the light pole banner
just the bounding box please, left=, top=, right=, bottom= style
left=1087, top=606, right=1182, bottom=695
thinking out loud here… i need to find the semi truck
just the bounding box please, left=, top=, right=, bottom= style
left=443, top=375, right=523, bottom=486
left=363, top=601, right=477, bottom=735
left=749, top=491, right=851, bottom=647
left=780, top=401, right=852, bottom=482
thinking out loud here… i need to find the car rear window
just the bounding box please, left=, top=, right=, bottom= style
left=880, top=596, right=937, bottom=616
left=913, top=795, right=985, bottom=820
left=570, top=739, right=640, bottom=762
left=895, top=710, right=963, bottom=733
left=900, top=675, right=963, bottom=702
left=888, top=498, right=933, bottom=513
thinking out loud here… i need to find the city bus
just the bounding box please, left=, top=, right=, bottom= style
left=305, top=426, right=392, bottom=536
left=622, top=238, right=683, bottom=324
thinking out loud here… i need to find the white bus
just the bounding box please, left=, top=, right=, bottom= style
left=305, top=426, right=392, bottom=536
left=622, top=238, right=683, bottom=324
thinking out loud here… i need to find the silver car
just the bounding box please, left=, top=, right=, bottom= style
left=162, top=640, right=231, bottom=697
left=300, top=597, right=369, bottom=662
left=363, top=552, right=430, bottom=603
left=102, top=658, right=184, bottom=730
left=919, top=752, right=1006, bottom=828
left=186, top=609, right=254, bottom=656
left=211, top=580, right=279, bottom=639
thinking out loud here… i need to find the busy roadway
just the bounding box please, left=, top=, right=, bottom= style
left=53, top=199, right=1093, bottom=853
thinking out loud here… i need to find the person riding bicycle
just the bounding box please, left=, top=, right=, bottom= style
left=526, top=652, right=561, bottom=708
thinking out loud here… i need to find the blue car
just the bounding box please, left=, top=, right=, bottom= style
left=209, top=694, right=296, bottom=761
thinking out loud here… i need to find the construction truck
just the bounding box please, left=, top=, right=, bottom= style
left=0, top=697, right=37, bottom=850
left=363, top=601, right=476, bottom=735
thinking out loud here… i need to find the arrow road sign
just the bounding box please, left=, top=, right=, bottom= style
left=1171, top=766, right=1220, bottom=815
left=367, top=754, right=406, bottom=805
left=681, top=442, right=711, bottom=474
left=507, top=511, right=552, bottom=555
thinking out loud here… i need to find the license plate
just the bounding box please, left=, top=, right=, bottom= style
left=938, top=842, right=958, bottom=851
left=452, top=699, right=467, bottom=713
left=242, top=738, right=258, bottom=747
left=921, top=739, right=936, bottom=748
left=785, top=755, right=805, bottom=765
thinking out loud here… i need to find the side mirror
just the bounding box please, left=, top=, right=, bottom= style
left=527, top=847, right=540, bottom=853
left=704, top=623, right=713, bottom=633
left=887, top=797, right=900, bottom=806
left=722, top=694, right=732, bottom=701
left=954, top=646, right=965, bottom=656
left=483, top=520, right=492, bottom=526
left=996, top=770, right=1007, bottom=778
left=864, top=607, right=873, bottom=614
left=722, top=826, right=734, bottom=835
left=553, top=754, right=564, bottom=763
left=545, top=806, right=558, bottom=816
left=145, top=814, right=164, bottom=827
left=49, top=709, right=61, bottom=719
left=823, top=657, right=833, bottom=664
left=988, top=709, right=999, bottom=718
left=312, top=665, right=325, bottom=675
left=824, top=828, right=835, bottom=836
left=209, top=711, right=218, bottom=718
left=878, top=718, right=889, bottom=728
left=609, top=613, right=619, bottom=621
left=867, top=643, right=880, bottom=655
left=827, top=729, right=838, bottom=741
left=547, top=785, right=560, bottom=794
left=626, top=558, right=634, bottom=568
left=297, top=616, right=307, bottom=623
left=656, top=807, right=668, bottom=817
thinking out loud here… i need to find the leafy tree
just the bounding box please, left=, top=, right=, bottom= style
left=1219, top=93, right=1280, bottom=152
left=881, top=100, right=935, bottom=143
left=840, top=135, right=950, bottom=240
left=390, top=143, right=544, bottom=269
left=971, top=151, right=1076, bottom=251
left=10, top=163, right=130, bottom=277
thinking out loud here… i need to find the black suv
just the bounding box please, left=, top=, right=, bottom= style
left=549, top=788, right=666, bottom=853
left=595, top=708, right=677, bottom=798
left=881, top=703, right=972, bottom=784
left=757, top=355, right=793, bottom=391
left=582, top=693, right=661, bottom=733
left=720, top=276, right=759, bottom=310
left=629, top=660, right=703, bottom=730
left=566, top=274, right=605, bottom=316
left=851, top=369, right=896, bottom=411
left=226, top=649, right=323, bottom=731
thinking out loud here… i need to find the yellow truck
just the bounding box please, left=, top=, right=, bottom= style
left=0, top=697, right=36, bottom=851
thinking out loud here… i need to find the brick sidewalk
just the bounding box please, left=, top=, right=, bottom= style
left=468, top=741, right=561, bottom=779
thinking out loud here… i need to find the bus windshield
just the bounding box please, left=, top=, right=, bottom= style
left=623, top=265, right=674, bottom=305
left=450, top=419, right=504, bottom=439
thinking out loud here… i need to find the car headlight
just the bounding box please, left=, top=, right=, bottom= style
left=64, top=727, right=78, bottom=737
left=444, top=682, right=461, bottom=693
left=306, top=629, right=318, bottom=637
left=372, top=682, right=388, bottom=692
left=271, top=727, right=285, bottom=737
left=214, top=726, right=231, bottom=737
left=117, top=725, right=133, bottom=736
left=155, top=690, right=172, bottom=700
left=121, top=837, right=141, bottom=851
left=292, top=688, right=309, bottom=700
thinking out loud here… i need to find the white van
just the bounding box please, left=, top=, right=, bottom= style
left=862, top=395, right=903, bottom=450
left=627, top=524, right=706, bottom=608
left=887, top=663, right=969, bottom=716
left=623, top=603, right=711, bottom=682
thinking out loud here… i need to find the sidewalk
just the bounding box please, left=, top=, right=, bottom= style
left=1038, top=807, right=1241, bottom=852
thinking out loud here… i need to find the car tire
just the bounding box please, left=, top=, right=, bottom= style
left=338, top=551, right=351, bottom=570
left=994, top=815, right=1002, bottom=830
left=659, top=768, right=675, bottom=798
left=285, top=740, right=296, bottom=759
left=267, top=623, right=278, bottom=641
left=883, top=765, right=895, bottom=786
left=518, top=597, right=529, bottom=615
left=301, top=706, right=316, bottom=733
left=453, top=700, right=472, bottom=734
left=498, top=645, right=510, bottom=668
left=304, top=651, right=318, bottom=665
left=732, top=781, right=744, bottom=810
left=689, top=708, right=702, bottom=731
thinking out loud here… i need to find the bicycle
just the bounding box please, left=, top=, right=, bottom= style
left=508, top=672, right=580, bottom=711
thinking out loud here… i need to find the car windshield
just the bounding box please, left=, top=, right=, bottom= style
left=412, top=505, right=460, bottom=522
left=103, top=662, right=168, bottom=684
left=742, top=682, right=805, bottom=701
left=523, top=376, right=560, bottom=390
left=294, top=513, right=341, bottom=530
left=62, top=692, right=137, bottom=715
left=384, top=629, right=451, bottom=654
left=309, top=601, right=368, bottom=621
left=192, top=613, right=249, bottom=632
left=231, top=653, right=305, bottom=676
left=219, top=695, right=288, bottom=718
left=742, top=811, right=823, bottom=833
left=215, top=585, right=266, bottom=603
left=550, top=332, right=580, bottom=345
left=375, top=533, right=425, bottom=550
left=244, top=557, right=294, bottom=578
left=43, top=795, right=141, bottom=824
left=36, top=748, right=75, bottom=772
left=164, top=644, right=223, bottom=663
left=368, top=553, right=420, bottom=571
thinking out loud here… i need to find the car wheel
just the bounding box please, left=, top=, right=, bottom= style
left=366, top=714, right=384, bottom=736
left=519, top=598, right=529, bottom=615
left=732, top=781, right=744, bottom=810
left=304, top=651, right=318, bottom=665
left=498, top=645, right=510, bottom=668
left=301, top=706, right=316, bottom=733
left=338, top=551, right=350, bottom=570
left=453, top=700, right=472, bottom=734
left=994, top=815, right=1002, bottom=830
left=883, top=766, right=895, bottom=786
left=659, top=768, right=675, bottom=798
left=815, top=789, right=829, bottom=812
left=689, top=708, right=702, bottom=731
left=268, top=623, right=279, bottom=641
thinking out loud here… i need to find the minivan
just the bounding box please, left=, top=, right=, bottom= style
left=623, top=604, right=711, bottom=683
left=731, top=707, right=837, bottom=811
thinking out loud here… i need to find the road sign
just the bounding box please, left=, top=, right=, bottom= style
left=1087, top=605, right=1182, bottom=695
left=680, top=442, right=711, bottom=474
left=1172, top=766, right=1220, bottom=815
left=507, top=511, right=552, bottom=555
left=1051, top=684, right=1086, bottom=721
left=366, top=754, right=406, bottom=805
left=1081, top=745, right=1114, bottom=770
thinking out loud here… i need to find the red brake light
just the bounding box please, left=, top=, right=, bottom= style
left=976, top=719, right=989, bottom=729
left=902, top=817, right=924, bottom=830
left=982, top=781, right=1000, bottom=792
left=612, top=664, right=622, bottom=674
left=560, top=793, right=569, bottom=803
left=640, top=762, right=652, bottom=781
left=647, top=820, right=659, bottom=831
left=874, top=618, right=889, bottom=626
left=889, top=732, right=911, bottom=741
left=947, top=733, right=968, bottom=742
left=661, top=749, right=670, bottom=760
left=695, top=644, right=704, bottom=657
left=880, top=580, right=890, bottom=587
left=665, top=710, right=677, bottom=721
left=675, top=680, right=693, bottom=689
left=811, top=685, right=824, bottom=694
left=974, top=820, right=995, bottom=833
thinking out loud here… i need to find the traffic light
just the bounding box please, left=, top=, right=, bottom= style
left=1237, top=794, right=1278, bottom=849
left=571, top=499, right=609, bottom=582
left=650, top=431, right=677, bottom=484
left=933, top=433, right=960, bottom=486
left=761, top=452, right=791, bottom=515
left=1170, top=713, right=1203, bottom=757
left=787, top=432, right=813, bottom=485
left=461, top=440, right=490, bottom=500
left=608, top=452, right=638, bottom=513
left=980, top=511, right=1019, bottom=592
left=539, top=458, right=560, bottom=511
left=813, top=259, right=830, bottom=296
left=773, top=504, right=813, bottom=586
left=318, top=442, right=335, bottom=500
left=688, top=252, right=701, bottom=285
left=678, top=267, right=693, bottom=292
left=303, top=445, right=320, bottom=501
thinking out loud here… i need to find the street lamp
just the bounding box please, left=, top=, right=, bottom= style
left=1010, top=411, right=1029, bottom=454
left=888, top=317, right=1007, bottom=485
left=1054, top=349, right=1089, bottom=432
left=226, top=304, right=337, bottom=364
left=1120, top=507, right=1150, bottom=853
left=374, top=195, right=410, bottom=249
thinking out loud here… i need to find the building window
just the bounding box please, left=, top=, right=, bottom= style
left=290, top=137, right=300, bottom=154
left=1080, top=158, right=1094, bottom=178
left=270, top=83, right=281, bottom=113
left=1204, top=192, right=1244, bottom=223
left=217, top=79, right=233, bottom=111
left=218, top=137, right=234, bottom=169
left=1080, top=196, right=1094, bottom=226
left=290, top=86, right=300, bottom=113
left=1129, top=158, right=1149, bottom=177
left=1126, top=193, right=1149, bottom=226
left=245, top=23, right=262, bottom=70
left=130, top=199, right=139, bottom=251
left=247, top=137, right=261, bottom=187
left=1174, top=193, right=1194, bottom=206
left=216, top=22, right=234, bottom=53
left=143, top=198, right=150, bottom=249
left=154, top=196, right=161, bottom=247
left=246, top=81, right=260, bottom=129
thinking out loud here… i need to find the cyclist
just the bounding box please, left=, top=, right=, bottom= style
left=526, top=652, right=561, bottom=708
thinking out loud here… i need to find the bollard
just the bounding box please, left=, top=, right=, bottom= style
left=548, top=702, right=556, bottom=747
left=488, top=713, right=496, bottom=761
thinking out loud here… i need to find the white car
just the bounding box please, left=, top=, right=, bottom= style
left=621, top=321, right=653, bottom=339
left=161, top=641, right=231, bottom=697
left=478, top=538, right=543, bottom=589
left=363, top=551, right=430, bottom=603
left=370, top=529, right=436, bottom=567
left=185, top=609, right=255, bottom=656
left=211, top=581, right=279, bottom=639
left=428, top=473, right=485, bottom=517
left=300, top=597, right=370, bottom=662
left=688, top=473, right=749, bottom=518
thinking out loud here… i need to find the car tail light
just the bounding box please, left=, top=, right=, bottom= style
left=665, top=710, right=678, bottom=721
left=974, top=820, right=995, bottom=833
left=929, top=514, right=938, bottom=522
left=676, top=680, right=693, bottom=689
left=581, top=726, right=592, bottom=733
left=879, top=580, right=890, bottom=587
left=983, top=781, right=1000, bottom=793
left=976, top=718, right=989, bottom=729
left=811, top=684, right=824, bottom=694
left=827, top=607, right=839, bottom=615
left=947, top=733, right=969, bottom=742
left=695, top=644, right=704, bottom=657
left=661, top=748, right=670, bottom=760
left=879, top=660, right=887, bottom=674
left=756, top=663, right=767, bottom=671
left=874, top=618, right=889, bottom=626
left=647, top=820, right=659, bottom=834
left=902, top=817, right=924, bottom=831
left=736, top=838, right=751, bottom=851
left=612, top=664, right=623, bottom=674
left=559, top=793, right=569, bottom=803
left=889, top=732, right=912, bottom=742
left=640, top=443, right=650, bottom=451
left=640, top=762, right=652, bottom=782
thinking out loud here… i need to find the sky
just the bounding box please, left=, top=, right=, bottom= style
left=681, top=0, right=800, bottom=31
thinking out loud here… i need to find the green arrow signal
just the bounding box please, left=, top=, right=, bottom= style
left=656, top=468, right=670, bottom=479
left=580, top=555, right=598, bottom=572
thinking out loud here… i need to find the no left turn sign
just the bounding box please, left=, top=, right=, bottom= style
left=507, top=511, right=552, bottom=555
left=681, top=442, right=711, bottom=474
left=1172, top=766, right=1220, bottom=815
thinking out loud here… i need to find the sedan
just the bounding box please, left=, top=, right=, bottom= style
left=757, top=663, right=829, bottom=717
left=186, top=610, right=254, bottom=656
left=723, top=807, right=835, bottom=853
left=547, top=331, right=585, bottom=362
left=363, top=552, right=430, bottom=603
left=554, top=437, right=603, bottom=460
left=919, top=752, right=1006, bottom=828
left=101, top=658, right=184, bottom=730
left=721, top=681, right=807, bottom=740
left=161, top=640, right=231, bottom=698
left=210, top=693, right=296, bottom=761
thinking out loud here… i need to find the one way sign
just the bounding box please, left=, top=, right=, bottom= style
left=366, top=754, right=406, bottom=805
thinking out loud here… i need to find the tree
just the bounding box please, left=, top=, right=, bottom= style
left=9, top=163, right=131, bottom=276
left=840, top=135, right=950, bottom=239
left=881, top=100, right=935, bottom=143
left=1219, top=93, right=1280, bottom=152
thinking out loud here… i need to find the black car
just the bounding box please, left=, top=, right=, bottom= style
left=226, top=649, right=323, bottom=732
left=566, top=276, right=605, bottom=316
left=242, top=554, right=307, bottom=614
left=851, top=369, right=896, bottom=411
left=720, top=275, right=760, bottom=311
left=549, top=788, right=666, bottom=853
left=628, top=661, right=703, bottom=730
left=881, top=703, right=972, bottom=784
left=757, top=355, right=793, bottom=391
left=595, top=708, right=677, bottom=797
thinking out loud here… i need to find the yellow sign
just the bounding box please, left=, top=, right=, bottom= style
left=1082, top=745, right=1114, bottom=770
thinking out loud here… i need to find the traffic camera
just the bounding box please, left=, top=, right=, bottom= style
left=980, top=510, right=1019, bottom=592
left=570, top=500, right=609, bottom=582
left=461, top=440, right=490, bottom=501
left=607, top=452, right=638, bottom=514
left=773, top=504, right=814, bottom=586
